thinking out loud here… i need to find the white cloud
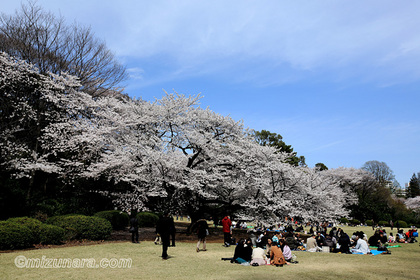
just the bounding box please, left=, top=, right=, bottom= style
left=127, top=67, right=145, bottom=80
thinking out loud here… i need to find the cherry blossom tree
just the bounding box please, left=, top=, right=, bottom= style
left=2, top=51, right=378, bottom=223
left=405, top=196, right=420, bottom=218
left=1, top=51, right=89, bottom=204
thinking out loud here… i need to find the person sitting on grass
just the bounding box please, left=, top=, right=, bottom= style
left=249, top=230, right=257, bottom=247
left=295, top=233, right=304, bottom=248
left=232, top=239, right=253, bottom=264
left=272, top=231, right=280, bottom=243
left=256, top=230, right=269, bottom=249
left=396, top=229, right=406, bottom=243
left=279, top=239, right=293, bottom=262
left=270, top=241, right=287, bottom=267
left=306, top=233, right=320, bottom=252
left=337, top=229, right=351, bottom=254
left=250, top=246, right=267, bottom=266
left=351, top=231, right=369, bottom=254
left=368, top=230, right=387, bottom=247
left=406, top=228, right=418, bottom=243
left=324, top=234, right=337, bottom=252
left=329, top=227, right=338, bottom=239
left=388, top=232, right=395, bottom=243
left=285, top=232, right=299, bottom=250
left=315, top=231, right=325, bottom=247
left=265, top=238, right=273, bottom=258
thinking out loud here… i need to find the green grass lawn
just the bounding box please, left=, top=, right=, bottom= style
left=1, top=225, right=419, bottom=280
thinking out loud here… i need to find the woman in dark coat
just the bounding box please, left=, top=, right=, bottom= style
left=196, top=219, right=209, bottom=252
left=233, top=239, right=253, bottom=263
left=337, top=230, right=351, bottom=254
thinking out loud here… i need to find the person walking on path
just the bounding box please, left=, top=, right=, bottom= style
left=170, top=217, right=176, bottom=247
left=156, top=212, right=175, bottom=260
left=222, top=215, right=232, bottom=246
left=195, top=218, right=209, bottom=252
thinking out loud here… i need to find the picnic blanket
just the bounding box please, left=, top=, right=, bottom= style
left=352, top=250, right=389, bottom=256
left=369, top=245, right=401, bottom=248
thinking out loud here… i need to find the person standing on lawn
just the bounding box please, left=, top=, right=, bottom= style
left=156, top=212, right=175, bottom=260
left=129, top=211, right=139, bottom=243
left=222, top=215, right=232, bottom=246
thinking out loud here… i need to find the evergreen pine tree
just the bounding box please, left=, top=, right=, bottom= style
left=406, top=173, right=420, bottom=198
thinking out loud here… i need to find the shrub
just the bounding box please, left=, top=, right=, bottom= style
left=39, top=224, right=65, bottom=244
left=396, top=220, right=408, bottom=228
left=0, top=221, right=33, bottom=249
left=6, top=217, right=44, bottom=244
left=365, top=220, right=373, bottom=226
left=45, top=214, right=79, bottom=227
left=137, top=212, right=159, bottom=227
left=3, top=217, right=66, bottom=246
left=378, top=221, right=389, bottom=227
left=94, top=210, right=129, bottom=230
left=340, top=217, right=349, bottom=224
left=46, top=215, right=112, bottom=240
left=350, top=219, right=360, bottom=225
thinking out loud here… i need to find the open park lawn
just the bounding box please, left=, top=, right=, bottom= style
left=1, top=225, right=419, bottom=280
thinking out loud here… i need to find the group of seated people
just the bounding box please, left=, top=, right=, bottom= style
left=393, top=228, right=418, bottom=243
left=251, top=229, right=304, bottom=250
left=226, top=225, right=418, bottom=265
left=305, top=227, right=353, bottom=253
left=226, top=234, right=298, bottom=267
left=306, top=226, right=418, bottom=255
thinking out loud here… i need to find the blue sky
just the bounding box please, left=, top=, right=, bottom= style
left=2, top=0, right=419, bottom=186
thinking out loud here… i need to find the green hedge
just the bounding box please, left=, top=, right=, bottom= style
left=2, top=217, right=66, bottom=247
left=94, top=210, right=129, bottom=230
left=378, top=221, right=390, bottom=227
left=350, top=219, right=360, bottom=225
left=39, top=224, right=65, bottom=244
left=6, top=217, right=43, bottom=244
left=340, top=217, right=349, bottom=224
left=46, top=215, right=112, bottom=240
left=0, top=221, right=33, bottom=250
left=137, top=212, right=159, bottom=227
left=396, top=220, right=408, bottom=228
left=365, top=220, right=373, bottom=226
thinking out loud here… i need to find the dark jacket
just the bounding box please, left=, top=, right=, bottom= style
left=338, top=233, right=351, bottom=253
left=315, top=235, right=325, bottom=246
left=196, top=219, right=209, bottom=239
left=368, top=234, right=387, bottom=247
left=130, top=217, right=139, bottom=230
left=285, top=236, right=298, bottom=250
left=156, top=216, right=174, bottom=237
left=233, top=243, right=252, bottom=262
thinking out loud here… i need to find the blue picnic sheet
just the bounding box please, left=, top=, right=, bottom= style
left=352, top=250, right=383, bottom=256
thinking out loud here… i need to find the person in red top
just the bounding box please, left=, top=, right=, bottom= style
left=222, top=216, right=232, bottom=246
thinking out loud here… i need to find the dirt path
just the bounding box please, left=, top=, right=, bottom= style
left=0, top=226, right=250, bottom=253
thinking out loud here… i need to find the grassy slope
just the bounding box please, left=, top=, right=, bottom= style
left=1, top=225, right=418, bottom=280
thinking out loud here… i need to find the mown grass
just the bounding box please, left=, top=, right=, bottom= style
left=1, top=225, right=419, bottom=280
